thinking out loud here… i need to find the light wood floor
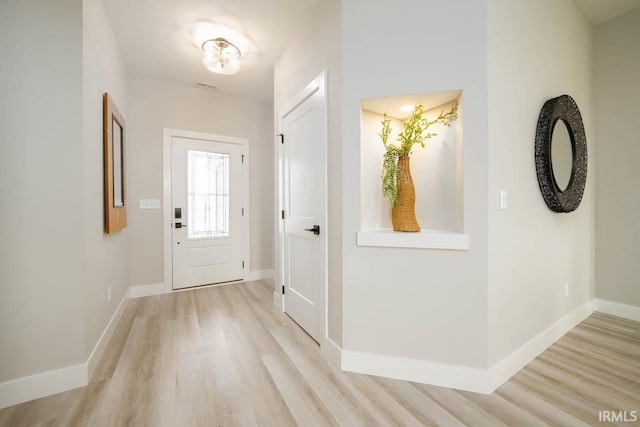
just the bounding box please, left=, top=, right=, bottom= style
left=1, top=281, right=639, bottom=426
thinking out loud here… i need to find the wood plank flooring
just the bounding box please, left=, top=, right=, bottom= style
left=1, top=281, right=638, bottom=426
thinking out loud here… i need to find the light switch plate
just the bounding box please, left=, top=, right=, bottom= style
left=499, top=190, right=507, bottom=210
left=140, top=198, right=160, bottom=209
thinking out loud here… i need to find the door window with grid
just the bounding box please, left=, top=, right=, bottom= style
left=187, top=150, right=230, bottom=239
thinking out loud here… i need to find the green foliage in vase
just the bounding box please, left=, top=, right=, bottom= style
left=379, top=103, right=458, bottom=210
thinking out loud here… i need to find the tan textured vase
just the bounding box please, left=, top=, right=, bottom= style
left=391, top=156, right=421, bottom=232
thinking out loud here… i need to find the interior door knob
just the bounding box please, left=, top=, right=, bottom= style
left=305, top=225, right=320, bottom=235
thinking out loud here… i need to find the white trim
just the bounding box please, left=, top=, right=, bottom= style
left=319, top=71, right=329, bottom=355
left=342, top=348, right=491, bottom=394
left=357, top=229, right=469, bottom=250
left=162, top=128, right=250, bottom=292
left=323, top=337, right=343, bottom=369
left=162, top=129, right=172, bottom=293
left=0, top=273, right=278, bottom=409
left=245, top=269, right=275, bottom=282
left=488, top=300, right=595, bottom=392
left=129, top=282, right=168, bottom=299
left=340, top=300, right=595, bottom=394
left=274, top=131, right=285, bottom=314
left=242, top=145, right=251, bottom=279
left=596, top=299, right=640, bottom=322
left=87, top=290, right=130, bottom=379
left=0, top=291, right=132, bottom=409
left=0, top=363, right=87, bottom=410
left=1, top=291, right=602, bottom=409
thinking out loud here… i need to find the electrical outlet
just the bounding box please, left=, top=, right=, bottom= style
left=564, top=282, right=569, bottom=298
left=107, top=286, right=112, bottom=303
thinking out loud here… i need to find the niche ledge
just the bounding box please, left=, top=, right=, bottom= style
left=357, top=229, right=469, bottom=250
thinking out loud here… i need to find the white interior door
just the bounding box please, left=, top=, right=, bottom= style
left=172, top=136, right=244, bottom=289
left=282, top=81, right=326, bottom=342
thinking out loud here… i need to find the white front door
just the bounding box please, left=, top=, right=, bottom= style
left=281, top=76, right=326, bottom=342
left=171, top=136, right=245, bottom=289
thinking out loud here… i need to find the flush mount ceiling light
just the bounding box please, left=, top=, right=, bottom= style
left=202, top=37, right=241, bottom=75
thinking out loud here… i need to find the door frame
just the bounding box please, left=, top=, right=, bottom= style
left=275, top=71, right=328, bottom=347
left=163, top=128, right=249, bottom=293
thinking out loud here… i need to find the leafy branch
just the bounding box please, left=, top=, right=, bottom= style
left=380, top=103, right=458, bottom=209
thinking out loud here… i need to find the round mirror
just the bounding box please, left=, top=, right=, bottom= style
left=550, top=120, right=573, bottom=192
left=534, top=94, right=587, bottom=213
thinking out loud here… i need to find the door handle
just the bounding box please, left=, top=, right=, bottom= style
left=304, top=225, right=320, bottom=235
left=175, top=222, right=188, bottom=229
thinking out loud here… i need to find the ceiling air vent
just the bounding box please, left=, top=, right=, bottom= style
left=195, top=82, right=218, bottom=91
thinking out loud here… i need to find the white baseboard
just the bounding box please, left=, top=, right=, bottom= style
left=340, top=300, right=595, bottom=395
left=246, top=269, right=275, bottom=282
left=596, top=299, right=640, bottom=322
left=1, top=273, right=279, bottom=410
left=0, top=363, right=87, bottom=410
left=0, top=290, right=132, bottom=410
left=2, top=287, right=604, bottom=409
left=342, top=348, right=491, bottom=393
left=488, top=300, right=595, bottom=392
left=86, top=291, right=129, bottom=379
left=129, top=282, right=168, bottom=298
left=323, top=337, right=343, bottom=369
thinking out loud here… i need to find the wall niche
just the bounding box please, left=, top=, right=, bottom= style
left=358, top=90, right=468, bottom=250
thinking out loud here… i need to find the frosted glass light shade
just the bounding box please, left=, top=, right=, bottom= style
left=202, top=38, right=241, bottom=75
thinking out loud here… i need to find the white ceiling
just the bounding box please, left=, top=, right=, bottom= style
left=574, top=0, right=640, bottom=25
left=104, top=0, right=640, bottom=103
left=104, top=0, right=321, bottom=102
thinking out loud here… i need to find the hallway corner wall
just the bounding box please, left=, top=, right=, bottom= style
left=82, top=0, right=131, bottom=360
left=594, top=7, right=640, bottom=310
left=341, top=0, right=490, bottom=370
left=0, top=0, right=85, bottom=392
left=487, top=0, right=595, bottom=367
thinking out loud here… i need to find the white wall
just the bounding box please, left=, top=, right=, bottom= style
left=82, top=0, right=130, bottom=358
left=487, top=0, right=594, bottom=365
left=274, top=0, right=342, bottom=345
left=342, top=0, right=489, bottom=368
left=0, top=0, right=85, bottom=380
left=127, top=77, right=274, bottom=288
left=594, top=8, right=640, bottom=308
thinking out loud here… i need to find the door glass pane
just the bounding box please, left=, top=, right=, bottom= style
left=187, top=150, right=230, bottom=239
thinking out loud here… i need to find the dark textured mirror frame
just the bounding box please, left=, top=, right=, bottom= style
left=534, top=94, right=587, bottom=213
